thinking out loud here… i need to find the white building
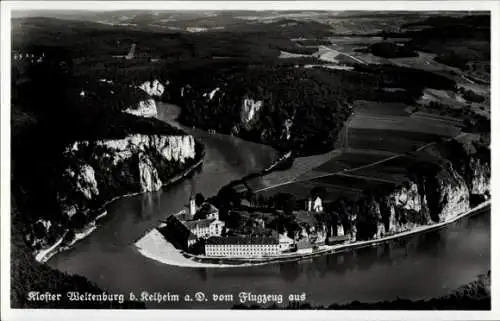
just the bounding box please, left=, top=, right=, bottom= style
left=306, top=196, right=323, bottom=212
left=278, top=233, right=294, bottom=252
left=189, top=195, right=196, bottom=217
left=203, top=203, right=219, bottom=220
left=313, top=196, right=323, bottom=212
left=205, top=236, right=280, bottom=257
left=185, top=218, right=224, bottom=238
left=337, top=223, right=345, bottom=236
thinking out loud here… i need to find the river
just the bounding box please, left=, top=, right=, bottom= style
left=48, top=102, right=490, bottom=308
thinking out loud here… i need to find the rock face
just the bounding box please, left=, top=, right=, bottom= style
left=138, top=153, right=163, bottom=192
left=124, top=79, right=166, bottom=117
left=282, top=118, right=294, bottom=140
left=68, top=134, right=196, bottom=165
left=469, top=158, right=490, bottom=195
left=124, top=99, right=157, bottom=118
left=203, top=87, right=221, bottom=101
left=327, top=141, right=490, bottom=242
left=367, top=164, right=470, bottom=240
left=425, top=164, right=470, bottom=222
left=240, top=97, right=263, bottom=125
left=29, top=133, right=197, bottom=252
left=139, top=79, right=165, bottom=97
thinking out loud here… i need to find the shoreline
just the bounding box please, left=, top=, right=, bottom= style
left=134, top=200, right=490, bottom=268
left=35, top=155, right=204, bottom=263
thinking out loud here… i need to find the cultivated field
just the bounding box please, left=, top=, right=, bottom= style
left=250, top=94, right=465, bottom=202
left=246, top=150, right=341, bottom=191
left=352, top=100, right=411, bottom=116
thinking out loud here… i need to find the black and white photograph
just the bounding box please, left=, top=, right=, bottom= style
left=1, top=1, right=498, bottom=320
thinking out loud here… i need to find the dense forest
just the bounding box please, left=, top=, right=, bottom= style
left=171, top=62, right=456, bottom=155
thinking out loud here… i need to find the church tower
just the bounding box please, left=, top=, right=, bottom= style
left=306, top=196, right=313, bottom=212
left=189, top=195, right=196, bottom=217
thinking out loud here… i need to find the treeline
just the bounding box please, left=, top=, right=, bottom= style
left=378, top=14, right=490, bottom=70
left=361, top=42, right=419, bottom=58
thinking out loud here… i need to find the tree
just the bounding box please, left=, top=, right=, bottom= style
left=310, top=186, right=327, bottom=199
left=195, top=193, right=205, bottom=206
left=271, top=193, right=296, bottom=214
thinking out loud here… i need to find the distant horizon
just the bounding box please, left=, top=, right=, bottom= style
left=11, top=9, right=485, bottom=18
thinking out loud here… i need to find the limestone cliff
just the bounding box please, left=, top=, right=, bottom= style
left=424, top=163, right=470, bottom=222
left=328, top=141, right=489, bottom=242
left=29, top=133, right=198, bottom=256
left=138, top=152, right=163, bottom=192
left=139, top=79, right=165, bottom=97
left=123, top=99, right=157, bottom=118
left=240, top=97, right=263, bottom=126
left=62, top=133, right=195, bottom=197
left=468, top=157, right=490, bottom=196
left=124, top=79, right=167, bottom=118
left=281, top=118, right=294, bottom=141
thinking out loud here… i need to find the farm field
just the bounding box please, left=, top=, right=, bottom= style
left=387, top=51, right=460, bottom=74
left=246, top=149, right=341, bottom=191
left=278, top=50, right=311, bottom=59
left=313, top=45, right=367, bottom=64
left=409, top=112, right=465, bottom=128
left=349, top=115, right=461, bottom=136
left=304, top=64, right=355, bottom=71
left=310, top=175, right=396, bottom=192
left=348, top=128, right=443, bottom=153
left=312, top=149, right=395, bottom=173
left=327, top=36, right=410, bottom=53
left=258, top=180, right=363, bottom=201
left=340, top=166, right=408, bottom=184
left=352, top=100, right=411, bottom=116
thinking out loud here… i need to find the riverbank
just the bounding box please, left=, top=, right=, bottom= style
left=36, top=154, right=205, bottom=264
left=134, top=200, right=490, bottom=268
